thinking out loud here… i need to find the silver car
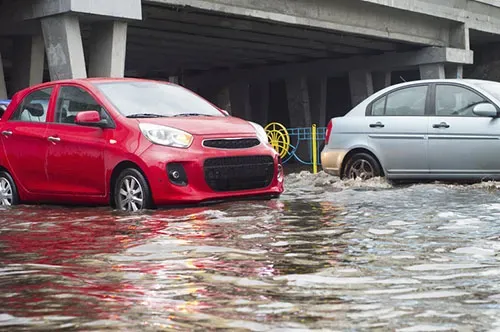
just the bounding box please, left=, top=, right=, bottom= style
left=321, top=79, right=500, bottom=181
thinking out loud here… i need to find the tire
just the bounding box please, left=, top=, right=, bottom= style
left=342, top=152, right=381, bottom=180
left=113, top=168, right=153, bottom=212
left=0, top=171, right=19, bottom=207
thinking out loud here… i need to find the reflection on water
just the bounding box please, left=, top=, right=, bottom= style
left=2, top=172, right=500, bottom=330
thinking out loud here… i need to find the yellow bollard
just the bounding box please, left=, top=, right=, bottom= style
left=312, top=124, right=318, bottom=174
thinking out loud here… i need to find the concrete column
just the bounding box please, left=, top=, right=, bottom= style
left=89, top=21, right=128, bottom=78
left=419, top=63, right=445, bottom=79
left=286, top=77, right=312, bottom=127
left=41, top=14, right=87, bottom=80
left=11, top=35, right=45, bottom=94
left=216, top=87, right=231, bottom=113
left=445, top=64, right=463, bottom=79
left=372, top=71, right=391, bottom=92
left=229, top=82, right=252, bottom=120
left=349, top=70, right=374, bottom=107
left=450, top=24, right=470, bottom=50
left=249, top=82, right=270, bottom=125
left=308, top=77, right=327, bottom=127
left=0, top=53, right=7, bottom=99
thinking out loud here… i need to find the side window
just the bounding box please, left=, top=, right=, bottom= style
left=385, top=86, right=428, bottom=116
left=10, top=88, right=52, bottom=122
left=435, top=85, right=486, bottom=117
left=371, top=96, right=386, bottom=116
left=55, top=86, right=110, bottom=124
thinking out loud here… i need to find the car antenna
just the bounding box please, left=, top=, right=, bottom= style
left=399, top=76, right=407, bottom=82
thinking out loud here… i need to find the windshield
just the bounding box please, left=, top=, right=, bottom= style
left=474, top=81, right=500, bottom=102
left=94, top=81, right=224, bottom=118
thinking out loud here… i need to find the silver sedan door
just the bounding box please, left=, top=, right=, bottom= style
left=367, top=84, right=430, bottom=177
left=428, top=83, right=500, bottom=179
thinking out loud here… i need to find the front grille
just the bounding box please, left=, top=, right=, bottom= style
left=204, top=155, right=275, bottom=191
left=203, top=138, right=260, bottom=149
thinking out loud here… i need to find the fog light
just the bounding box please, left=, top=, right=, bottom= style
left=167, top=163, right=188, bottom=186
left=277, top=164, right=284, bottom=182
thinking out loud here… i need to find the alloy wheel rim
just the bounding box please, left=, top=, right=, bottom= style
left=0, top=177, right=13, bottom=206
left=348, top=159, right=374, bottom=180
left=118, top=176, right=144, bottom=212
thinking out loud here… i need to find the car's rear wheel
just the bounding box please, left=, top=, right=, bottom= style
left=342, top=152, right=381, bottom=180
left=0, top=171, right=19, bottom=207
left=114, top=168, right=152, bottom=212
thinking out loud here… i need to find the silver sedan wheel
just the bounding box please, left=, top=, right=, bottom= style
left=118, top=175, right=144, bottom=212
left=0, top=177, right=13, bottom=206
left=348, top=159, right=375, bottom=180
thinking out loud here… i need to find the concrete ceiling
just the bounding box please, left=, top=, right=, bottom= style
left=116, top=3, right=419, bottom=78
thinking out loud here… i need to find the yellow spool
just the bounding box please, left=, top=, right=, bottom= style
left=264, top=122, right=290, bottom=158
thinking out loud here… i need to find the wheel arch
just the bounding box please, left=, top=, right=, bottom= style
left=109, top=160, right=152, bottom=208
left=341, top=147, right=385, bottom=178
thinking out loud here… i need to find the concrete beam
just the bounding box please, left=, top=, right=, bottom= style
left=186, top=47, right=474, bottom=88
left=89, top=21, right=128, bottom=77
left=146, top=0, right=449, bottom=46
left=28, top=0, right=142, bottom=20
left=11, top=35, right=45, bottom=94
left=142, top=5, right=400, bottom=52
left=361, top=0, right=500, bottom=36
left=41, top=14, right=87, bottom=80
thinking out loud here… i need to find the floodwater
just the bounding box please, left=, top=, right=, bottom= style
left=2, top=172, right=500, bottom=331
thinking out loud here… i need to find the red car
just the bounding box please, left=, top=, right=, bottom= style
left=0, top=78, right=284, bottom=211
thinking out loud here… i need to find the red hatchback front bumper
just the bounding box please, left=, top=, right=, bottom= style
left=138, top=139, right=284, bottom=206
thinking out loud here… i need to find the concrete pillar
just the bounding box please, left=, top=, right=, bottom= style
left=450, top=24, right=470, bottom=50
left=0, top=53, right=7, bottom=99
left=286, top=77, right=312, bottom=127
left=445, top=64, right=463, bottom=79
left=372, top=71, right=391, bottom=92
left=349, top=70, right=374, bottom=107
left=250, top=82, right=270, bottom=125
left=11, top=35, right=45, bottom=94
left=419, top=63, right=445, bottom=79
left=41, top=14, right=87, bottom=80
left=308, top=77, right=327, bottom=127
left=216, top=87, right=231, bottom=113
left=89, top=21, right=128, bottom=78
left=229, top=82, right=252, bottom=120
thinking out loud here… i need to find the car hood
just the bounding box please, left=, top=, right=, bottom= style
left=133, top=116, right=257, bottom=135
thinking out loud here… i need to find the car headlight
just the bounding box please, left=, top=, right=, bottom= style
left=139, top=123, right=193, bottom=148
left=249, top=121, right=269, bottom=143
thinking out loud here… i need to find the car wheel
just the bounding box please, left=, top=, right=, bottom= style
left=342, top=152, right=381, bottom=180
left=0, top=171, right=19, bottom=207
left=114, top=168, right=153, bottom=212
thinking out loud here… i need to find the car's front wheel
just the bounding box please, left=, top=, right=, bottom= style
left=342, top=152, right=381, bottom=180
left=114, top=168, right=153, bottom=212
left=0, top=171, right=19, bottom=207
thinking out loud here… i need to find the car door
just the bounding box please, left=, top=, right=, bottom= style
left=1, top=87, right=53, bottom=193
left=428, top=83, right=500, bottom=177
left=366, top=84, right=430, bottom=176
left=45, top=84, right=108, bottom=196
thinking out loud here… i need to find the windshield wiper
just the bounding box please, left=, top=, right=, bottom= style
left=126, top=113, right=168, bottom=118
left=173, top=113, right=213, bottom=117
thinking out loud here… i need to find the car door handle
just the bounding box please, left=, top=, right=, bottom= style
left=433, top=122, right=450, bottom=129
left=47, top=136, right=61, bottom=143
left=369, top=122, right=385, bottom=128
left=1, top=130, right=12, bottom=136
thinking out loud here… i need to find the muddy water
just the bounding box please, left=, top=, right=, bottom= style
left=2, top=172, right=500, bottom=331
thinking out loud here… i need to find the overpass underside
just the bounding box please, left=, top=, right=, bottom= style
left=0, top=0, right=497, bottom=127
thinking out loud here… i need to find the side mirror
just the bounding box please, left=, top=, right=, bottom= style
left=25, top=103, right=45, bottom=117
left=473, top=103, right=498, bottom=118
left=75, top=110, right=110, bottom=128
